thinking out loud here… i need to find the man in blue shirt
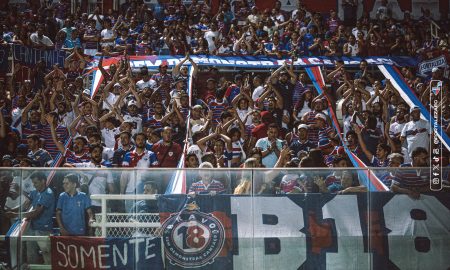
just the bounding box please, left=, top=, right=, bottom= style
left=255, top=124, right=284, bottom=168
left=5, top=172, right=55, bottom=264
left=56, top=173, right=95, bottom=236
left=27, top=134, right=53, bottom=167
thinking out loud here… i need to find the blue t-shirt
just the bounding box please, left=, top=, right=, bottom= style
left=255, top=138, right=283, bottom=168
left=57, top=191, right=91, bottom=236
left=30, top=187, right=55, bottom=231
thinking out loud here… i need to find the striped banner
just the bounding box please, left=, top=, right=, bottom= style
left=378, top=64, right=450, bottom=151
left=305, top=66, right=389, bottom=191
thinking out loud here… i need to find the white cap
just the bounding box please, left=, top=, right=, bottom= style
left=191, top=124, right=203, bottom=133
left=128, top=100, right=138, bottom=107
left=432, top=67, right=439, bottom=72
left=315, top=113, right=327, bottom=121
left=83, top=89, right=90, bottom=95
left=114, top=83, right=121, bottom=88
left=297, top=124, right=308, bottom=130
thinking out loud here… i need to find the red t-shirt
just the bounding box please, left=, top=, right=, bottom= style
left=152, top=141, right=183, bottom=168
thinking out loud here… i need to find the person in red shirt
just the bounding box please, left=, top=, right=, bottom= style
left=152, top=126, right=182, bottom=168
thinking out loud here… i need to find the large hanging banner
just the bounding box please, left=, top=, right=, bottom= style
left=87, top=55, right=419, bottom=71
left=157, top=193, right=450, bottom=270
left=46, top=194, right=450, bottom=270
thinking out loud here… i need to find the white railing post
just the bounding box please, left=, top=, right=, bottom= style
left=101, top=197, right=107, bottom=237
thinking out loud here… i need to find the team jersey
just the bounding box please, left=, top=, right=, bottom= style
left=123, top=114, right=143, bottom=135
left=122, top=149, right=159, bottom=168
left=393, top=164, right=429, bottom=189
left=28, top=148, right=53, bottom=167
left=64, top=149, right=91, bottom=164
left=188, top=180, right=226, bottom=194
left=21, top=121, right=44, bottom=144
left=151, top=73, right=173, bottom=101
left=41, top=124, right=69, bottom=159
left=208, top=99, right=228, bottom=126
left=303, top=111, right=319, bottom=145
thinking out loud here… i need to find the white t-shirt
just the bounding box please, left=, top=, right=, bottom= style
left=204, top=30, right=220, bottom=53
left=30, top=33, right=54, bottom=46
left=11, top=108, right=23, bottom=135
left=75, top=162, right=114, bottom=207
left=401, top=119, right=430, bottom=157
left=237, top=108, right=252, bottom=126
left=187, top=144, right=204, bottom=164
left=59, top=111, right=75, bottom=128
left=100, top=28, right=115, bottom=47
left=136, top=79, right=157, bottom=90
left=252, top=86, right=264, bottom=101
left=102, top=92, right=119, bottom=110
left=123, top=114, right=143, bottom=135
left=101, top=127, right=120, bottom=148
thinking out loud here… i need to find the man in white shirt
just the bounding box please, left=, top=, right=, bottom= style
left=204, top=23, right=221, bottom=53
left=400, top=106, right=430, bottom=159
left=251, top=75, right=264, bottom=101
left=100, top=18, right=116, bottom=47
left=136, top=67, right=157, bottom=90
left=68, top=144, right=115, bottom=213
left=123, top=100, right=143, bottom=135
left=30, top=25, right=54, bottom=49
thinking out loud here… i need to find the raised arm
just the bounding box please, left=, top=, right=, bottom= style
left=21, top=95, right=38, bottom=125
left=46, top=114, right=66, bottom=154
left=353, top=124, right=374, bottom=161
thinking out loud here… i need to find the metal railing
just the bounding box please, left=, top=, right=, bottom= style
left=90, top=194, right=161, bottom=237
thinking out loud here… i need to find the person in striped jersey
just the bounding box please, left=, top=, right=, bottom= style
left=208, top=90, right=229, bottom=128
left=178, top=92, right=190, bottom=119
left=21, top=94, right=46, bottom=144
left=301, top=98, right=326, bottom=146
left=391, top=147, right=430, bottom=199
left=42, top=112, right=69, bottom=160
left=48, top=115, right=90, bottom=165
left=188, top=162, right=226, bottom=195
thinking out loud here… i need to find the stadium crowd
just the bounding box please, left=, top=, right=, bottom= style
left=0, top=0, right=449, bottom=249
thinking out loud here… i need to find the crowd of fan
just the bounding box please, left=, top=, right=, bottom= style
left=0, top=0, right=449, bottom=57
left=0, top=0, right=449, bottom=240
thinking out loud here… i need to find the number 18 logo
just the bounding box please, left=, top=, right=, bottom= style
left=162, top=209, right=225, bottom=268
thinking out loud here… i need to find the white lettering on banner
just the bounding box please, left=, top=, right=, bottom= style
left=166, top=59, right=179, bottom=66
left=231, top=197, right=306, bottom=270
left=321, top=58, right=335, bottom=66
left=56, top=241, right=68, bottom=267
left=322, top=195, right=370, bottom=270
left=129, top=238, right=146, bottom=263
left=80, top=245, right=96, bottom=268
left=113, top=243, right=127, bottom=266
left=54, top=238, right=157, bottom=268
left=260, top=61, right=275, bottom=66
left=209, top=58, right=222, bottom=65
left=67, top=245, right=78, bottom=268
left=98, top=245, right=110, bottom=269
left=384, top=195, right=450, bottom=269
left=145, top=239, right=156, bottom=259
left=419, top=56, right=447, bottom=74
left=308, top=58, right=322, bottom=65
